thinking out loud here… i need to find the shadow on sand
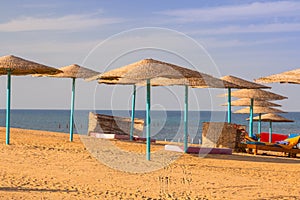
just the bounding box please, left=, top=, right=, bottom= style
left=192, top=153, right=300, bottom=164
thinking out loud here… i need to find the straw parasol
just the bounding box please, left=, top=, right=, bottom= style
left=222, top=89, right=287, bottom=100
left=221, top=98, right=281, bottom=107
left=235, top=106, right=286, bottom=135
left=251, top=113, right=294, bottom=122
left=220, top=75, right=271, bottom=124
left=0, top=55, right=62, bottom=144
left=46, top=64, right=100, bottom=79
left=0, top=55, right=61, bottom=75
left=222, top=98, right=282, bottom=133
left=99, top=75, right=240, bottom=88
left=247, top=113, right=294, bottom=142
left=234, top=106, right=286, bottom=114
left=95, top=59, right=240, bottom=88
left=96, top=58, right=239, bottom=160
left=221, top=75, right=270, bottom=89
left=99, top=59, right=205, bottom=81
left=255, top=68, right=300, bottom=84
left=221, top=89, right=287, bottom=137
left=35, top=64, right=101, bottom=141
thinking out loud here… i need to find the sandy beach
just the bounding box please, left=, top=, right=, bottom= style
left=0, top=127, right=300, bottom=200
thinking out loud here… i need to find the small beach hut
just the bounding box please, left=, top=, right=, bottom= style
left=95, top=58, right=238, bottom=160
left=0, top=55, right=61, bottom=144
left=220, top=76, right=270, bottom=123
left=249, top=113, right=294, bottom=142
left=221, top=89, right=287, bottom=137
left=35, top=64, right=101, bottom=141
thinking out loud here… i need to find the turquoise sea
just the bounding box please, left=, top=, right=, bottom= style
left=1, top=110, right=300, bottom=143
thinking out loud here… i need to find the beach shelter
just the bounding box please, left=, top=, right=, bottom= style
left=248, top=113, right=294, bottom=142
left=222, top=89, right=287, bottom=137
left=0, top=55, right=61, bottom=144
left=96, top=58, right=238, bottom=160
left=222, top=98, right=281, bottom=134
left=220, top=76, right=270, bottom=123
left=255, top=68, right=300, bottom=84
left=235, top=106, right=286, bottom=136
left=35, top=64, right=101, bottom=141
left=97, top=73, right=239, bottom=152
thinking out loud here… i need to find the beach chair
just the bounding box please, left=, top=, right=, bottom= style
left=240, top=134, right=300, bottom=157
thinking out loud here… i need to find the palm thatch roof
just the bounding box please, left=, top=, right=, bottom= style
left=99, top=58, right=204, bottom=81
left=127, top=76, right=240, bottom=88
left=248, top=113, right=294, bottom=122
left=255, top=68, right=300, bottom=84
left=234, top=106, right=286, bottom=114
left=221, top=75, right=270, bottom=89
left=34, top=64, right=100, bottom=79
left=222, top=98, right=281, bottom=107
left=0, top=55, right=61, bottom=75
left=220, top=89, right=287, bottom=100
left=99, top=76, right=241, bottom=88
left=94, top=58, right=242, bottom=88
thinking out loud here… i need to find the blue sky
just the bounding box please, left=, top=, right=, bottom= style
left=0, top=0, right=300, bottom=112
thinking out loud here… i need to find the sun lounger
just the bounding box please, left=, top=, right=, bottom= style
left=239, top=135, right=300, bottom=157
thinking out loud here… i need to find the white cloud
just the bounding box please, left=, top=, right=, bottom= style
left=158, top=1, right=300, bottom=22
left=0, top=13, right=123, bottom=32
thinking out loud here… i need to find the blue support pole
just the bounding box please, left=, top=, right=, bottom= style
left=146, top=79, right=151, bottom=160
left=6, top=70, right=11, bottom=145
left=269, top=121, right=272, bottom=143
left=130, top=85, right=136, bottom=141
left=184, top=85, right=188, bottom=153
left=69, top=78, right=76, bottom=142
left=227, top=88, right=231, bottom=123
left=258, top=113, right=262, bottom=135
left=249, top=98, right=254, bottom=138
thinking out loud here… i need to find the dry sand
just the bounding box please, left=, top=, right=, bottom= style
left=0, top=127, right=300, bottom=200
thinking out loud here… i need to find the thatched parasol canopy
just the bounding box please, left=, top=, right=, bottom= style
left=0, top=54, right=61, bottom=145
left=249, top=113, right=294, bottom=122
left=221, top=75, right=270, bottom=89
left=221, top=89, right=287, bottom=100
left=94, top=58, right=244, bottom=159
left=255, top=68, right=300, bottom=84
left=248, top=113, right=294, bottom=143
left=98, top=76, right=240, bottom=88
left=137, top=76, right=240, bottom=88
left=0, top=55, right=61, bottom=75
left=222, top=98, right=281, bottom=107
left=95, top=59, right=240, bottom=88
left=33, top=64, right=100, bottom=142
left=219, top=75, right=271, bottom=124
left=98, top=58, right=203, bottom=81
left=35, top=64, right=100, bottom=79
left=234, top=106, right=286, bottom=114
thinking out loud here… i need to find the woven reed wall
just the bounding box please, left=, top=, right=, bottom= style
left=202, top=122, right=246, bottom=150
left=88, top=112, right=144, bottom=137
